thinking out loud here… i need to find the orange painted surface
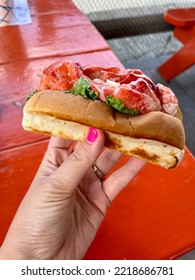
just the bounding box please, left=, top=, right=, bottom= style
left=28, top=0, right=83, bottom=16
left=157, top=36, right=195, bottom=81
left=174, top=26, right=195, bottom=44
left=0, top=0, right=109, bottom=64
left=85, top=149, right=195, bottom=260
left=1, top=0, right=195, bottom=260
left=1, top=143, right=195, bottom=259
left=0, top=141, right=49, bottom=244
left=158, top=8, right=195, bottom=81
left=164, top=8, right=195, bottom=27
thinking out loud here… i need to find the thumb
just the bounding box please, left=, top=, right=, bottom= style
left=49, top=128, right=105, bottom=192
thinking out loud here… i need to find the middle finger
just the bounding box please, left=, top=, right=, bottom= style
left=94, top=148, right=122, bottom=175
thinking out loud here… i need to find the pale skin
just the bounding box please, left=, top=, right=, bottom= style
left=0, top=128, right=145, bottom=260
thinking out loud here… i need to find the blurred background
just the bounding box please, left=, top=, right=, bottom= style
left=73, top=0, right=195, bottom=260
left=73, top=0, right=193, bottom=62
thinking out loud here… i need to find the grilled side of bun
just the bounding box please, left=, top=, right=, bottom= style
left=22, top=90, right=185, bottom=169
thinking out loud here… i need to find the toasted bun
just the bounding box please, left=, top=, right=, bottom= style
left=22, top=90, right=185, bottom=168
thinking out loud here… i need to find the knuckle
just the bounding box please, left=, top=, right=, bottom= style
left=105, top=149, right=120, bottom=162
left=71, top=150, right=93, bottom=165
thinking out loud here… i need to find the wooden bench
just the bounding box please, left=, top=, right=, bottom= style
left=157, top=8, right=195, bottom=81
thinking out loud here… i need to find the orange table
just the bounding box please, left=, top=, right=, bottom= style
left=1, top=0, right=195, bottom=260
left=158, top=8, right=195, bottom=81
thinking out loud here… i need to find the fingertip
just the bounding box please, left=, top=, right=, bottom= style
left=86, top=127, right=99, bottom=143
left=86, top=127, right=105, bottom=145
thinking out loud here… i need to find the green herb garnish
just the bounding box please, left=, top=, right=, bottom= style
left=27, top=89, right=39, bottom=101
left=70, top=77, right=98, bottom=100
left=105, top=95, right=138, bottom=115
left=65, top=78, right=138, bottom=115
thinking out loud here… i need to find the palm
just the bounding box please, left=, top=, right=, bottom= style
left=30, top=145, right=109, bottom=260
left=56, top=176, right=108, bottom=259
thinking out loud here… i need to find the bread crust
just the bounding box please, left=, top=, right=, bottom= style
left=22, top=112, right=184, bottom=169
left=23, top=90, right=185, bottom=150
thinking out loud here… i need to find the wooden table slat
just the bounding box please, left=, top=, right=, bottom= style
left=28, top=0, right=81, bottom=16
left=0, top=0, right=109, bottom=65
left=0, top=140, right=49, bottom=243
left=0, top=23, right=109, bottom=64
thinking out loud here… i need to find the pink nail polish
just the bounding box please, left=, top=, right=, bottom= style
left=87, top=127, right=98, bottom=143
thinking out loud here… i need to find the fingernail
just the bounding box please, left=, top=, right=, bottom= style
left=86, top=127, right=98, bottom=143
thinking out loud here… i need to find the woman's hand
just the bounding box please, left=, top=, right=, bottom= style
left=0, top=128, right=145, bottom=260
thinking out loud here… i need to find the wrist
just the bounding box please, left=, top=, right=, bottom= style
left=0, top=247, right=8, bottom=260
left=0, top=242, right=25, bottom=260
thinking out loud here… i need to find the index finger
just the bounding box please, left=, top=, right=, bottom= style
left=48, top=136, right=73, bottom=151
